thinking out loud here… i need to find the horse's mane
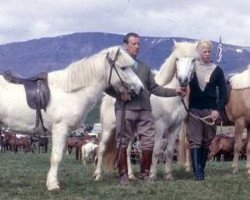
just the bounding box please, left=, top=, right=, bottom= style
left=48, top=47, right=119, bottom=92
left=155, top=41, right=199, bottom=86
left=229, top=65, right=250, bottom=89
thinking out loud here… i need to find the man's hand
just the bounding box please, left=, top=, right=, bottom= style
left=175, top=87, right=187, bottom=98
left=119, top=85, right=132, bottom=103
left=210, top=110, right=220, bottom=122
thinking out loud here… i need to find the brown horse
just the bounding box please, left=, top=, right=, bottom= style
left=208, top=134, right=234, bottom=161
left=225, top=68, right=250, bottom=173
left=65, top=136, right=82, bottom=154
left=4, top=131, right=33, bottom=153
left=208, top=134, right=247, bottom=162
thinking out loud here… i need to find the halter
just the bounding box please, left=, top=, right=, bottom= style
left=106, top=48, right=126, bottom=88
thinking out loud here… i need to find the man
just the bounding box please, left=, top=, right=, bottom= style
left=187, top=40, right=227, bottom=180
left=105, top=32, right=186, bottom=185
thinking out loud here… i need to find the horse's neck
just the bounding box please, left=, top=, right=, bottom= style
left=164, top=77, right=179, bottom=88
left=154, top=54, right=176, bottom=86
left=49, top=55, right=107, bottom=92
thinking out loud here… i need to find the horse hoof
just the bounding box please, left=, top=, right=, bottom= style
left=46, top=184, right=60, bottom=191
left=94, top=176, right=102, bottom=181
left=185, top=166, right=191, bottom=172
left=128, top=175, right=137, bottom=180
left=46, top=180, right=60, bottom=191
left=149, top=174, right=156, bottom=180
left=164, top=173, right=174, bottom=181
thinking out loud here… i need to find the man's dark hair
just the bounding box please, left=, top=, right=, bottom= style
left=123, top=32, right=139, bottom=44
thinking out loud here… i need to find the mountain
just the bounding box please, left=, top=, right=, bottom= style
left=0, top=32, right=249, bottom=77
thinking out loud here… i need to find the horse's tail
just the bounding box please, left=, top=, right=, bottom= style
left=103, top=128, right=116, bottom=170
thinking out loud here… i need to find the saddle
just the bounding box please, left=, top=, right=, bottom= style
left=3, top=70, right=50, bottom=131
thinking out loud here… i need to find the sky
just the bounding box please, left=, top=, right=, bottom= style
left=0, top=0, right=250, bottom=46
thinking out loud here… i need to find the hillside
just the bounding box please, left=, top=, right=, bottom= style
left=0, top=32, right=249, bottom=76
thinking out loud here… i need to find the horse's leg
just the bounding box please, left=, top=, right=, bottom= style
left=184, top=141, right=191, bottom=172
left=149, top=121, right=165, bottom=180
left=164, top=126, right=180, bottom=180
left=82, top=148, right=86, bottom=165
left=94, top=128, right=114, bottom=181
left=127, top=136, right=136, bottom=180
left=178, top=121, right=191, bottom=172
left=245, top=126, right=250, bottom=174
left=232, top=119, right=245, bottom=174
left=46, top=124, right=67, bottom=190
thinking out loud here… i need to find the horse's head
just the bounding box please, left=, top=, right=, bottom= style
left=105, top=46, right=143, bottom=94
left=174, top=41, right=199, bottom=87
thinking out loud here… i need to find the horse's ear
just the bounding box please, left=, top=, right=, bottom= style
left=194, top=41, right=199, bottom=50
left=173, top=39, right=177, bottom=47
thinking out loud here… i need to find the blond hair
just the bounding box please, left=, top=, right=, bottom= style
left=197, top=40, right=213, bottom=51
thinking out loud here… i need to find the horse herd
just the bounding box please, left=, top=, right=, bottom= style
left=0, top=129, right=49, bottom=153
left=0, top=42, right=250, bottom=192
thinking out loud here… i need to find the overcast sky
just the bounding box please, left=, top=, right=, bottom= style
left=0, top=0, right=249, bottom=46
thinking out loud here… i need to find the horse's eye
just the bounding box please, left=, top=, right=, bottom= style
left=121, top=67, right=126, bottom=71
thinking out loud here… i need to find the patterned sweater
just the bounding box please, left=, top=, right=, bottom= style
left=189, top=65, right=227, bottom=111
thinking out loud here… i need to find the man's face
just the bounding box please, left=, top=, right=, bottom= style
left=199, top=46, right=211, bottom=64
left=125, top=36, right=140, bottom=58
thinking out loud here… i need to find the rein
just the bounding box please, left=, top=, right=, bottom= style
left=180, top=97, right=215, bottom=126
left=113, top=102, right=126, bottom=170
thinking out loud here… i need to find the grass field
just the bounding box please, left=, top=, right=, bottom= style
left=0, top=151, right=250, bottom=200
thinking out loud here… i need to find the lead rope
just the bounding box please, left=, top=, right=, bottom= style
left=180, top=97, right=215, bottom=126
left=113, top=102, right=126, bottom=170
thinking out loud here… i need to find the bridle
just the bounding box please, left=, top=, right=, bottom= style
left=106, top=48, right=126, bottom=88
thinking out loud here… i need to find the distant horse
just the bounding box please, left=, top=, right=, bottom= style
left=37, top=135, right=49, bottom=153
left=208, top=134, right=234, bottom=161
left=225, top=67, right=250, bottom=173
left=208, top=134, right=247, bottom=162
left=0, top=46, right=143, bottom=190
left=75, top=135, right=98, bottom=161
left=16, top=134, right=33, bottom=153
left=94, top=41, right=199, bottom=181
left=4, top=131, right=18, bottom=152
left=65, top=136, right=81, bottom=154
left=81, top=142, right=99, bottom=165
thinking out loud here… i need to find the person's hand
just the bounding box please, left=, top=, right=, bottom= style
left=120, top=92, right=131, bottom=102
left=175, top=87, right=187, bottom=98
left=118, top=85, right=132, bottom=103
left=210, top=110, right=220, bottom=122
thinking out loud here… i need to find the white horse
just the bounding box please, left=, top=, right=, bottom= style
left=81, top=142, right=99, bottom=165
left=0, top=46, right=144, bottom=190
left=94, top=41, right=199, bottom=181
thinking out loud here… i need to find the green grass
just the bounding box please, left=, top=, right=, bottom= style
left=0, top=151, right=250, bottom=200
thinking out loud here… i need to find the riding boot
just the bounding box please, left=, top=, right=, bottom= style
left=190, top=147, right=204, bottom=180
left=118, top=147, right=129, bottom=186
left=201, top=148, right=209, bottom=179
left=139, top=150, right=153, bottom=181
